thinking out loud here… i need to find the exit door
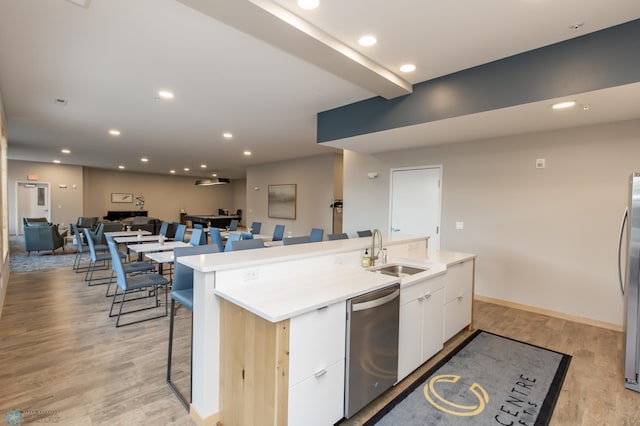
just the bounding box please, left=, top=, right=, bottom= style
left=390, top=167, right=441, bottom=249
left=17, top=182, right=50, bottom=235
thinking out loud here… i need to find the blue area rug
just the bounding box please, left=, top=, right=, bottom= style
left=366, top=330, right=571, bottom=426
left=9, top=236, right=78, bottom=272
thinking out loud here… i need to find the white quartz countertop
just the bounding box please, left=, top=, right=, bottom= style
left=184, top=233, right=474, bottom=323
left=214, top=255, right=449, bottom=323
left=214, top=266, right=402, bottom=323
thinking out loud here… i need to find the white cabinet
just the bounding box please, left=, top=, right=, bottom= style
left=398, top=275, right=445, bottom=381
left=288, top=301, right=346, bottom=426
left=443, top=260, right=473, bottom=342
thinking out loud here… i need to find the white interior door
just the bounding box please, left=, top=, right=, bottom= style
left=17, top=182, right=50, bottom=235
left=390, top=167, right=441, bottom=249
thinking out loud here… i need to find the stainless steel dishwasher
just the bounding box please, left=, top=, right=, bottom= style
left=344, top=283, right=400, bottom=418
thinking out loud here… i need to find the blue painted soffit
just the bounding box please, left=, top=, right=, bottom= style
left=317, top=19, right=640, bottom=144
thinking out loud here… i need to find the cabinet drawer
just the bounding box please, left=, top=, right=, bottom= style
left=289, top=301, right=346, bottom=387
left=443, top=290, right=472, bottom=341
left=400, top=274, right=445, bottom=306
left=288, top=360, right=345, bottom=426
left=445, top=260, right=473, bottom=303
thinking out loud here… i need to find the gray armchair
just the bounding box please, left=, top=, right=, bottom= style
left=24, top=223, right=65, bottom=255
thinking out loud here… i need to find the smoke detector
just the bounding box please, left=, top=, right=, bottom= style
left=569, top=22, right=584, bottom=31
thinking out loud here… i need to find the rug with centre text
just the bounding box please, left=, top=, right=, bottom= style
left=366, top=330, right=571, bottom=426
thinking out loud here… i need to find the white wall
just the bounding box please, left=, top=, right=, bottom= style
left=344, top=119, right=640, bottom=326
left=8, top=160, right=84, bottom=234
left=246, top=154, right=337, bottom=239
left=82, top=168, right=237, bottom=223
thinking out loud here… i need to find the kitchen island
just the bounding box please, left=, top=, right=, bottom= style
left=178, top=234, right=475, bottom=425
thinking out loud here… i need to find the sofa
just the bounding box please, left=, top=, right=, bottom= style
left=23, top=221, right=66, bottom=255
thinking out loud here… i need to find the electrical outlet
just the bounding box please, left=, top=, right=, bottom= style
left=244, top=269, right=259, bottom=281
left=536, top=158, right=546, bottom=169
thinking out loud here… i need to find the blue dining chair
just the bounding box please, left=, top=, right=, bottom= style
left=107, top=238, right=169, bottom=327
left=104, top=234, right=155, bottom=298
left=228, top=219, right=239, bottom=231
left=327, top=233, right=349, bottom=240
left=272, top=224, right=285, bottom=242
left=250, top=221, right=262, bottom=234
left=189, top=228, right=204, bottom=246
left=357, top=230, right=373, bottom=237
left=158, top=221, right=169, bottom=236
left=72, top=223, right=106, bottom=273
left=231, top=238, right=265, bottom=251
left=283, top=236, right=311, bottom=245
left=84, top=228, right=124, bottom=286
left=174, top=224, right=187, bottom=242
left=193, top=223, right=208, bottom=244
left=309, top=228, right=324, bottom=242
left=224, top=233, right=241, bottom=252
left=240, top=232, right=253, bottom=240
left=209, top=228, right=224, bottom=252
left=167, top=244, right=221, bottom=410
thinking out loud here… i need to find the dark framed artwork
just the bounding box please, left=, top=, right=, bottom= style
left=268, top=184, right=296, bottom=219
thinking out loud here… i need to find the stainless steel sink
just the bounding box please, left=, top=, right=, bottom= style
left=370, top=263, right=429, bottom=278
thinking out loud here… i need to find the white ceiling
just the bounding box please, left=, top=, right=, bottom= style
left=0, top=0, right=639, bottom=179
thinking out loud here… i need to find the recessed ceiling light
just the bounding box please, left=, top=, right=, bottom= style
left=358, top=35, right=377, bottom=47
left=170, top=170, right=176, bottom=174
left=61, top=148, right=71, bottom=154
left=140, top=157, right=149, bottom=163
left=184, top=167, right=190, bottom=172
left=552, top=101, right=576, bottom=109
left=297, top=0, right=319, bottom=10
left=118, top=165, right=125, bottom=169
left=54, top=98, right=68, bottom=106
left=109, top=129, right=121, bottom=136
left=200, top=164, right=207, bottom=168
left=243, top=150, right=252, bottom=156
left=158, top=90, right=174, bottom=100
left=223, top=132, right=233, bottom=139
left=400, top=64, right=416, bottom=73
left=53, top=159, right=61, bottom=164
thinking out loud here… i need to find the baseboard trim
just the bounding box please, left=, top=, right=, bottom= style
left=189, top=405, right=219, bottom=426
left=475, top=295, right=623, bottom=332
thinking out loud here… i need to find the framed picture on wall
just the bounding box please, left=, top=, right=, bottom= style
left=268, top=184, right=296, bottom=219
left=111, top=192, right=133, bottom=203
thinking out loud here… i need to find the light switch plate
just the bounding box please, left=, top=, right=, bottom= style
left=456, top=222, right=464, bottom=230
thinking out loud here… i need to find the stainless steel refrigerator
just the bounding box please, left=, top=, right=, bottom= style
left=618, top=172, right=640, bottom=392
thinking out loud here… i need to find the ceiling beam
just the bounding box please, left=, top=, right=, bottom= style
left=177, top=0, right=412, bottom=99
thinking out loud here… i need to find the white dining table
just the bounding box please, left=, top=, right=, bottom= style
left=105, top=230, right=152, bottom=237
left=127, top=241, right=190, bottom=261
left=145, top=251, right=175, bottom=276
left=114, top=235, right=163, bottom=244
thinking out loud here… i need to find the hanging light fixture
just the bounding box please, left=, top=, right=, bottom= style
left=195, top=178, right=230, bottom=186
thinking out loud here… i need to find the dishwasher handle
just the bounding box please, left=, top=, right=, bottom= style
left=352, top=289, right=400, bottom=312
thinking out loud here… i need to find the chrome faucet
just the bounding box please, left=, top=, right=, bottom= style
left=371, top=229, right=382, bottom=266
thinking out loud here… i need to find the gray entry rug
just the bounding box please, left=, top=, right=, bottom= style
left=366, top=330, right=571, bottom=426
left=9, top=236, right=79, bottom=272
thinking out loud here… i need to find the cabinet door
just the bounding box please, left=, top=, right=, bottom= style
left=289, top=301, right=346, bottom=387
left=288, top=360, right=345, bottom=426
left=421, top=288, right=444, bottom=362
left=443, top=290, right=473, bottom=341
left=398, top=299, right=422, bottom=381
left=445, top=260, right=473, bottom=303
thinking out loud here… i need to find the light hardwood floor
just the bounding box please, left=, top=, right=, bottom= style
left=1, top=265, right=639, bottom=425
